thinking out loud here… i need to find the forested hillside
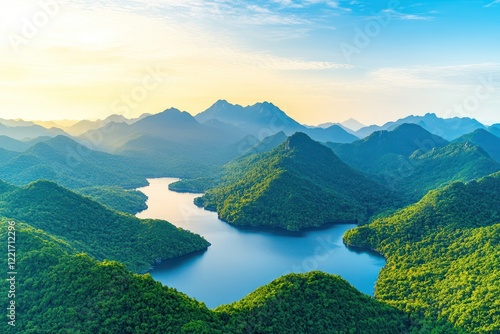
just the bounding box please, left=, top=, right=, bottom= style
left=196, top=133, right=399, bottom=231
left=0, top=180, right=209, bottom=272
left=328, top=124, right=500, bottom=201
left=0, top=223, right=415, bottom=334
left=344, top=172, right=500, bottom=333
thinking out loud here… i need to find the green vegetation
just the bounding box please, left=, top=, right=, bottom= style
left=328, top=124, right=500, bottom=201
left=169, top=177, right=219, bottom=193
left=217, top=271, right=412, bottom=334
left=0, top=223, right=414, bottom=333
left=197, top=132, right=399, bottom=231
left=344, top=172, right=500, bottom=333
left=0, top=220, right=221, bottom=334
left=454, top=128, right=500, bottom=162
left=76, top=186, right=148, bottom=214
left=0, top=135, right=148, bottom=189
left=0, top=180, right=209, bottom=272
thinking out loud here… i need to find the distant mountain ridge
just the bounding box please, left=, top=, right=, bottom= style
left=454, top=128, right=500, bottom=162
left=354, top=113, right=486, bottom=140
left=327, top=123, right=500, bottom=201
left=195, top=100, right=359, bottom=144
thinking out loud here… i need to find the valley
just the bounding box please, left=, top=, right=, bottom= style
left=0, top=105, right=498, bottom=333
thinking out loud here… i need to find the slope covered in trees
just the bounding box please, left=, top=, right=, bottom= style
left=76, top=186, right=148, bottom=214
left=454, top=128, right=500, bottom=162
left=344, top=172, right=500, bottom=333
left=196, top=132, right=399, bottom=231
left=217, top=271, right=411, bottom=334
left=0, top=222, right=415, bottom=333
left=0, top=135, right=148, bottom=189
left=0, top=180, right=209, bottom=272
left=0, top=220, right=221, bottom=334
left=328, top=124, right=500, bottom=201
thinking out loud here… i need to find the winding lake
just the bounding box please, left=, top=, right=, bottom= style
left=136, top=178, right=385, bottom=308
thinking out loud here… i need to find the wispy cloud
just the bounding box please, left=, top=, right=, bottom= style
left=369, top=63, right=500, bottom=88
left=484, top=0, right=500, bottom=8
left=380, top=9, right=433, bottom=21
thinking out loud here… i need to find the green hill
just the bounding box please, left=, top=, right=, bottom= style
left=327, top=123, right=449, bottom=174
left=217, top=271, right=411, bottom=334
left=0, top=180, right=209, bottom=272
left=196, top=132, right=399, bottom=231
left=76, top=186, right=148, bottom=214
left=328, top=124, right=500, bottom=201
left=0, top=220, right=221, bottom=334
left=454, top=128, right=500, bottom=162
left=0, top=221, right=414, bottom=333
left=0, top=135, right=147, bottom=189
left=344, top=172, right=500, bottom=333
left=0, top=135, right=154, bottom=213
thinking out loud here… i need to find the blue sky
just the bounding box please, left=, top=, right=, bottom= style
left=1, top=0, right=499, bottom=125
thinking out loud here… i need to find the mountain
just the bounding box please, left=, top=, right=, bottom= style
left=79, top=108, right=255, bottom=178
left=196, top=133, right=399, bottom=231
left=355, top=113, right=486, bottom=140
left=0, top=135, right=28, bottom=151
left=32, top=119, right=80, bottom=128
left=64, top=114, right=140, bottom=136
left=344, top=172, right=500, bottom=333
left=327, top=124, right=500, bottom=201
left=328, top=123, right=449, bottom=174
left=0, top=223, right=414, bottom=333
left=342, top=118, right=366, bottom=131
left=0, top=219, right=219, bottom=333
left=304, top=124, right=359, bottom=143
left=0, top=123, right=68, bottom=140
left=454, top=128, right=500, bottom=162
left=196, top=100, right=359, bottom=143
left=0, top=118, right=37, bottom=127
left=168, top=132, right=289, bottom=193
left=489, top=124, right=500, bottom=137
left=216, top=272, right=411, bottom=334
left=242, top=131, right=288, bottom=156
left=196, top=99, right=303, bottom=135
left=0, top=135, right=147, bottom=189
left=83, top=107, right=247, bottom=152
left=0, top=180, right=209, bottom=272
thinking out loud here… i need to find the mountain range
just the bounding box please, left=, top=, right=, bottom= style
left=0, top=100, right=499, bottom=333
left=196, top=132, right=399, bottom=231
left=352, top=113, right=489, bottom=141
left=195, top=100, right=359, bottom=144
left=327, top=123, right=500, bottom=201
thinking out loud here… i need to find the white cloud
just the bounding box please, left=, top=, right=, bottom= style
left=368, top=63, right=500, bottom=88
left=484, top=0, right=500, bottom=7
left=380, top=9, right=433, bottom=21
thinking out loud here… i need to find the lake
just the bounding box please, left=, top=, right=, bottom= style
left=136, top=178, right=385, bottom=308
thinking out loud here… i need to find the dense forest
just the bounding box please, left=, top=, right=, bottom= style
left=0, top=223, right=416, bottom=333
left=328, top=124, right=500, bottom=202
left=1, top=110, right=499, bottom=332
left=196, top=132, right=400, bottom=231
left=344, top=172, right=500, bottom=333
left=0, top=180, right=209, bottom=272
left=76, top=186, right=148, bottom=214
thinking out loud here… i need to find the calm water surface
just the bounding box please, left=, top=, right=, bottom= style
left=136, top=178, right=385, bottom=308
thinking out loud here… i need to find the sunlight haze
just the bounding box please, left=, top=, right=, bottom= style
left=1, top=0, right=500, bottom=125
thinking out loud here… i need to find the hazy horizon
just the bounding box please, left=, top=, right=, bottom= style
left=2, top=1, right=500, bottom=126
left=6, top=100, right=499, bottom=128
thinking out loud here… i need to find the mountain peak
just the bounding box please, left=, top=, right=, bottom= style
left=341, top=118, right=366, bottom=131
left=286, top=132, right=314, bottom=149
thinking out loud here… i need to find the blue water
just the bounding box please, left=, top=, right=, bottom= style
left=136, top=178, right=385, bottom=308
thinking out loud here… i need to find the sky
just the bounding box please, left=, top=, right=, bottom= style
left=1, top=0, right=500, bottom=126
